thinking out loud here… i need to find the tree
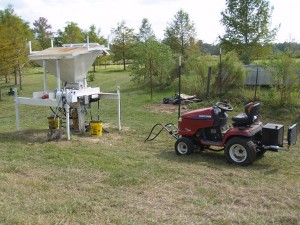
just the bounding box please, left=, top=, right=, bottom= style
left=85, top=24, right=107, bottom=72
left=85, top=24, right=106, bottom=44
left=201, top=43, right=220, bottom=55
left=163, top=9, right=197, bottom=56
left=130, top=39, right=173, bottom=98
left=137, top=18, right=155, bottom=42
left=54, top=22, right=85, bottom=46
left=0, top=24, right=14, bottom=83
left=214, top=51, right=246, bottom=92
left=182, top=47, right=215, bottom=97
left=33, top=17, right=53, bottom=49
left=273, top=41, right=300, bottom=58
left=0, top=5, right=33, bottom=89
left=110, top=21, right=135, bottom=70
left=220, top=0, right=278, bottom=64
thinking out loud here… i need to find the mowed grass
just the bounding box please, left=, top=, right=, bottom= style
left=0, top=66, right=300, bottom=225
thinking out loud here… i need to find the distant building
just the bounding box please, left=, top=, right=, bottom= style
left=244, top=65, right=273, bottom=86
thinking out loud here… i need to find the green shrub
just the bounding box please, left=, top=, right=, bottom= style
left=87, top=72, right=95, bottom=82
left=212, top=51, right=246, bottom=94
left=263, top=52, right=300, bottom=106
left=170, top=55, right=217, bottom=98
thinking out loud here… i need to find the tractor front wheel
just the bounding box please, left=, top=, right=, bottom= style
left=225, top=137, right=256, bottom=166
left=175, top=137, right=194, bottom=155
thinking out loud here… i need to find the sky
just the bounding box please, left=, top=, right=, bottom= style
left=1, top=0, right=300, bottom=44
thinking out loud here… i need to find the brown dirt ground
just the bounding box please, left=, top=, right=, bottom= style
left=146, top=103, right=190, bottom=114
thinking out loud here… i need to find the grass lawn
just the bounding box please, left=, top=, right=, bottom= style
left=0, top=66, right=299, bottom=224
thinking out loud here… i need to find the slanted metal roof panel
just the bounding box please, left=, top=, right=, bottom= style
left=28, top=46, right=103, bottom=60
left=28, top=45, right=108, bottom=83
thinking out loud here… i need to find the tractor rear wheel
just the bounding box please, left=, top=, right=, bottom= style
left=175, top=137, right=194, bottom=155
left=225, top=137, right=256, bottom=166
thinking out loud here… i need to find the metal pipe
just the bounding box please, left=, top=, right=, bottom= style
left=43, top=60, right=47, bottom=92
left=262, top=145, right=288, bottom=151
left=29, top=41, right=32, bottom=54
left=55, top=59, right=61, bottom=90
left=97, top=98, right=100, bottom=121
left=14, top=88, right=20, bottom=131
left=117, top=86, right=121, bottom=130
left=65, top=103, right=70, bottom=140
left=87, top=36, right=90, bottom=50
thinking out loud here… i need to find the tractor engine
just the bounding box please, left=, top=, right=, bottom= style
left=179, top=106, right=228, bottom=142
left=203, top=127, right=222, bottom=142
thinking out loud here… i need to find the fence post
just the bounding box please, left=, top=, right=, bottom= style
left=219, top=48, right=222, bottom=96
left=206, top=67, right=212, bottom=98
left=254, top=67, right=259, bottom=101
left=178, top=56, right=182, bottom=119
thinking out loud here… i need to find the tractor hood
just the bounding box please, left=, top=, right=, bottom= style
left=181, top=107, right=213, bottom=120
left=178, top=107, right=215, bottom=136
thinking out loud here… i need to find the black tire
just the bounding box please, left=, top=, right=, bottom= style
left=175, top=137, right=194, bottom=155
left=163, top=98, right=169, bottom=104
left=224, top=137, right=256, bottom=166
left=256, top=149, right=267, bottom=158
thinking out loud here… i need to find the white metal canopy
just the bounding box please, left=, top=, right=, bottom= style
left=15, top=43, right=121, bottom=140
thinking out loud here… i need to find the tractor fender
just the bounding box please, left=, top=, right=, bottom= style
left=222, top=122, right=263, bottom=144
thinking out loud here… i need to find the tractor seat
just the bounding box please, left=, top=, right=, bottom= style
left=232, top=102, right=260, bottom=126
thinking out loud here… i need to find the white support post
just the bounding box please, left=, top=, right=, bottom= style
left=14, top=88, right=20, bottom=131
left=117, top=86, right=121, bottom=130
left=65, top=103, right=70, bottom=140
left=107, top=35, right=110, bottom=50
left=43, top=60, right=47, bottom=92
left=55, top=59, right=61, bottom=90
left=87, top=35, right=90, bottom=50
left=28, top=41, right=32, bottom=54
left=78, top=104, right=86, bottom=133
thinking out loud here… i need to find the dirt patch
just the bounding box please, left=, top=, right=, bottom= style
left=146, top=103, right=189, bottom=114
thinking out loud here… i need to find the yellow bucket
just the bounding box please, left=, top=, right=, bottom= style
left=48, top=115, right=60, bottom=130
left=90, top=120, right=102, bottom=137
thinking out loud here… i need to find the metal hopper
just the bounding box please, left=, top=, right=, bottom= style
left=15, top=42, right=120, bottom=141
left=29, top=44, right=108, bottom=86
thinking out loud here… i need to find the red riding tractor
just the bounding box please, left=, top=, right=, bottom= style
left=174, top=102, right=297, bottom=165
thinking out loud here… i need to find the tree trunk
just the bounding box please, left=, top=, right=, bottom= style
left=122, top=48, right=126, bottom=70
left=122, top=36, right=126, bottom=71
left=14, top=69, right=18, bottom=85
left=19, top=69, right=23, bottom=90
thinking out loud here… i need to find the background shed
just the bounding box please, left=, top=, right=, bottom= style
left=244, top=65, right=274, bottom=86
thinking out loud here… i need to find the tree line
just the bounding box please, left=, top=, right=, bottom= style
left=1, top=0, right=299, bottom=105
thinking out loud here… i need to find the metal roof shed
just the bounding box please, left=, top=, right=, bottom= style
left=244, top=65, right=274, bottom=86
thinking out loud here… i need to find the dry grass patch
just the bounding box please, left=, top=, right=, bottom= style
left=146, top=103, right=190, bottom=114
left=1, top=69, right=300, bottom=225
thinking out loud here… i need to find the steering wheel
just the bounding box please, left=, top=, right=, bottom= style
left=216, top=102, right=233, bottom=111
